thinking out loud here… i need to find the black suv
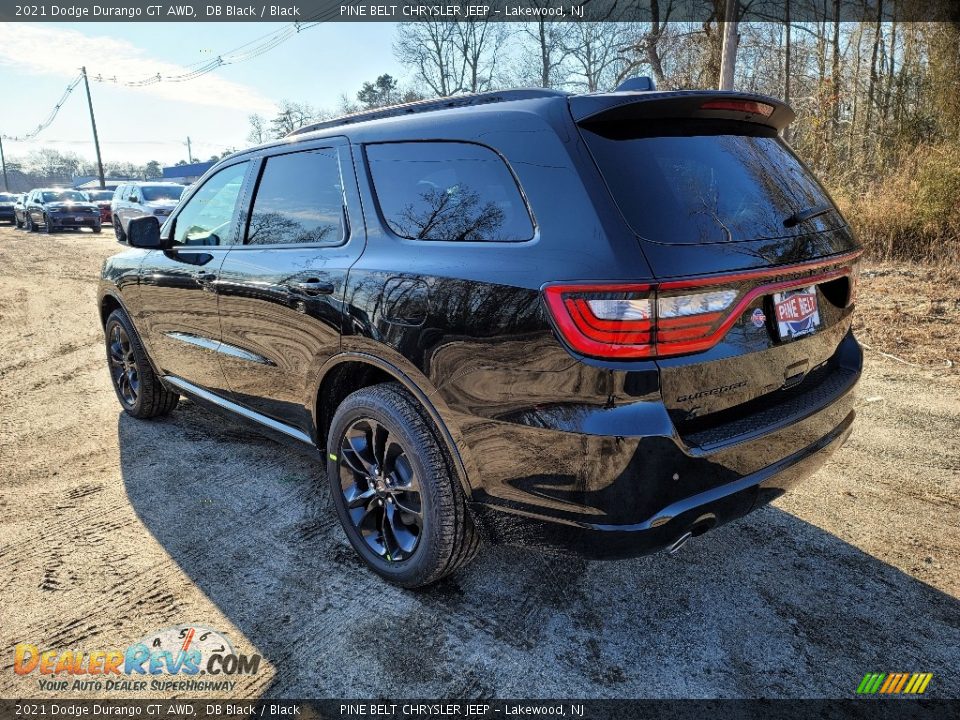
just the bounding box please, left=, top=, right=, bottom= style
left=99, top=85, right=861, bottom=587
left=25, top=188, right=102, bottom=233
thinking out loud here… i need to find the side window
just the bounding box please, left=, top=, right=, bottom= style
left=172, top=162, right=248, bottom=247
left=365, top=141, right=534, bottom=243
left=245, top=149, right=345, bottom=246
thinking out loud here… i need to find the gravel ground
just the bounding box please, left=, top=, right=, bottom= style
left=0, top=227, right=957, bottom=700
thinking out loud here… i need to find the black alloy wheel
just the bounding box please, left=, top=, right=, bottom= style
left=103, top=310, right=179, bottom=418
left=108, top=322, right=140, bottom=407
left=327, top=383, right=481, bottom=587
left=339, top=417, right=424, bottom=562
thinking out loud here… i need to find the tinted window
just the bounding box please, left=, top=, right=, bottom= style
left=86, top=190, right=114, bottom=201
left=173, top=162, right=248, bottom=247
left=141, top=185, right=184, bottom=202
left=366, top=142, right=533, bottom=243
left=246, top=149, right=345, bottom=246
left=580, top=121, right=841, bottom=244
left=0, top=193, right=16, bottom=202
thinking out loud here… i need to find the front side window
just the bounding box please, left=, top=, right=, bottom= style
left=366, top=142, right=534, bottom=243
left=172, top=162, right=248, bottom=246
left=245, top=149, right=345, bottom=246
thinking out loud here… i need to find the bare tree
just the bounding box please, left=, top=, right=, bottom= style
left=563, top=22, right=632, bottom=92
left=247, top=114, right=268, bottom=145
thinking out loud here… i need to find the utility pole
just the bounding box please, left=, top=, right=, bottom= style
left=718, top=0, right=739, bottom=90
left=783, top=0, right=792, bottom=142
left=80, top=66, right=105, bottom=189
left=0, top=136, right=8, bottom=192
left=185, top=137, right=194, bottom=164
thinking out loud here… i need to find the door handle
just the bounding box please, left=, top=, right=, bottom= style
left=288, top=279, right=335, bottom=296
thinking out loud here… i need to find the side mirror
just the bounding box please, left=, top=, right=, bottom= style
left=127, top=216, right=166, bottom=249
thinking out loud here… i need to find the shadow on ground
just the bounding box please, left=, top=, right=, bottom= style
left=119, top=401, right=960, bottom=699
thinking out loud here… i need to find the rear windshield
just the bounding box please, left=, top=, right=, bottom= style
left=141, top=185, right=184, bottom=202
left=579, top=121, right=842, bottom=244
left=86, top=190, right=114, bottom=201
left=0, top=193, right=16, bottom=202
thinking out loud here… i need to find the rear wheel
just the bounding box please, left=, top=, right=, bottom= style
left=327, top=383, right=480, bottom=587
left=113, top=217, right=126, bottom=242
left=104, top=309, right=179, bottom=419
left=92, top=223, right=102, bottom=234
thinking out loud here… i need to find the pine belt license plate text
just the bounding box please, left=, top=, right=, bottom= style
left=773, top=286, right=821, bottom=339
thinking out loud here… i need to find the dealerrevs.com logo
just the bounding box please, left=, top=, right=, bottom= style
left=14, top=625, right=262, bottom=693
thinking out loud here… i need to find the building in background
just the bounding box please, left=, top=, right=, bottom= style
left=161, top=161, right=214, bottom=185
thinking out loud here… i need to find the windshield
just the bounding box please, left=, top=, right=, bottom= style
left=579, top=120, right=842, bottom=244
left=86, top=191, right=114, bottom=201
left=141, top=185, right=184, bottom=202
left=42, top=191, right=86, bottom=203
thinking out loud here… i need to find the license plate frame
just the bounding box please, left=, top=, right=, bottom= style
left=773, top=285, right=821, bottom=340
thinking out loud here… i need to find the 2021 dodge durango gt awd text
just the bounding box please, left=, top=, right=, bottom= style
left=98, top=86, right=862, bottom=587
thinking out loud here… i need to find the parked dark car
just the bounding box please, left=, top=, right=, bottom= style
left=13, top=193, right=29, bottom=228
left=0, top=192, right=16, bottom=223
left=99, top=84, right=861, bottom=587
left=25, top=188, right=101, bottom=233
left=83, top=189, right=116, bottom=224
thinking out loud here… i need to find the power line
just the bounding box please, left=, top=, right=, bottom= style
left=1, top=74, right=83, bottom=141
left=89, top=16, right=333, bottom=88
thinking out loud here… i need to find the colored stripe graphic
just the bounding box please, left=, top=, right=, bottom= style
left=857, top=673, right=933, bottom=695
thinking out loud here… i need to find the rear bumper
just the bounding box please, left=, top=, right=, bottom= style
left=0, top=209, right=14, bottom=220
left=471, top=408, right=853, bottom=559
left=465, top=331, right=861, bottom=558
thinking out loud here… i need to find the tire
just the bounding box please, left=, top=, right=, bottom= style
left=43, top=214, right=52, bottom=234
left=327, top=382, right=481, bottom=587
left=104, top=309, right=179, bottom=419
left=113, top=217, right=126, bottom=242
left=26, top=215, right=35, bottom=232
left=92, top=223, right=102, bottom=234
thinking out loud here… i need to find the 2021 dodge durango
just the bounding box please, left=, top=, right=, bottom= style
left=98, top=85, right=862, bottom=587
left=25, top=188, right=101, bottom=233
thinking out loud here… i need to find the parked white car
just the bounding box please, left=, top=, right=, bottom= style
left=111, top=182, right=186, bottom=241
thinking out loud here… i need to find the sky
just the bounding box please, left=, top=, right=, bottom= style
left=0, top=22, right=404, bottom=168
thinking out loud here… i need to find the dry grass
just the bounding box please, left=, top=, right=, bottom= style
left=854, top=262, right=960, bottom=373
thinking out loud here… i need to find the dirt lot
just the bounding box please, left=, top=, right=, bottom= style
left=0, top=226, right=957, bottom=699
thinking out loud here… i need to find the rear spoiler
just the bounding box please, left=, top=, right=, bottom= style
left=569, top=90, right=795, bottom=132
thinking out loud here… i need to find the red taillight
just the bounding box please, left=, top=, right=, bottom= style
left=700, top=99, right=775, bottom=117
left=543, top=284, right=655, bottom=358
left=542, top=254, right=861, bottom=360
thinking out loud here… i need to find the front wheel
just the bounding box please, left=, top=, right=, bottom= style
left=26, top=215, right=35, bottom=232
left=113, top=217, right=126, bottom=242
left=43, top=214, right=53, bottom=233
left=104, top=309, right=179, bottom=418
left=92, top=223, right=102, bottom=234
left=327, top=383, right=480, bottom=587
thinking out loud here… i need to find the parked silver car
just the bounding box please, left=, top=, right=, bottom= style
left=111, top=182, right=185, bottom=241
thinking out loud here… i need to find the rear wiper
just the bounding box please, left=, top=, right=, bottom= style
left=783, top=203, right=833, bottom=228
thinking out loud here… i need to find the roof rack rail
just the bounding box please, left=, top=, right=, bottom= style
left=285, top=88, right=569, bottom=137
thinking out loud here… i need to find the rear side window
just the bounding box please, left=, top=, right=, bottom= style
left=246, top=149, right=345, bottom=246
left=579, top=121, right=842, bottom=244
left=366, top=142, right=534, bottom=243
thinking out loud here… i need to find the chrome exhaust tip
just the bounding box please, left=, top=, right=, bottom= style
left=667, top=531, right=693, bottom=555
